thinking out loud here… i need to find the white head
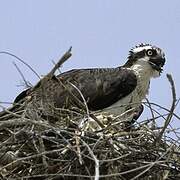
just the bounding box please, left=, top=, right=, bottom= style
left=123, top=43, right=166, bottom=78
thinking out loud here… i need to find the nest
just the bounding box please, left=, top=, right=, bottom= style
left=0, top=49, right=180, bottom=180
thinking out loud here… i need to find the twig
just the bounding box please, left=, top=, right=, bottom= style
left=56, top=78, right=88, bottom=111
left=81, top=140, right=99, bottom=180
left=0, top=104, right=22, bottom=119
left=89, top=114, right=105, bottom=129
left=68, top=82, right=89, bottom=117
left=30, top=47, right=72, bottom=93
left=130, top=145, right=173, bottom=180
left=38, top=136, right=48, bottom=169
left=0, top=51, right=40, bottom=79
left=157, top=74, right=176, bottom=143
left=0, top=147, right=66, bottom=173
left=145, top=98, right=156, bottom=128
left=75, top=130, right=83, bottom=165
left=143, top=102, right=180, bottom=120
left=51, top=59, right=61, bottom=74
left=48, top=47, right=72, bottom=77
left=13, top=61, right=32, bottom=88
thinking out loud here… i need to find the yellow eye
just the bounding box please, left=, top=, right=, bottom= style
left=146, top=49, right=153, bottom=56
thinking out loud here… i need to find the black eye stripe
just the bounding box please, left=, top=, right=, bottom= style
left=131, top=49, right=158, bottom=60
left=133, top=50, right=146, bottom=59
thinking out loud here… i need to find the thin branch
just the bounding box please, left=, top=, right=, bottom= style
left=51, top=60, right=61, bottom=74
left=13, top=61, right=32, bottom=88
left=69, top=82, right=89, bottom=117
left=0, top=104, right=22, bottom=119
left=81, top=140, right=99, bottom=180
left=0, top=51, right=40, bottom=79
left=145, top=98, right=156, bottom=129
left=30, top=47, right=72, bottom=93
left=48, top=47, right=72, bottom=77
left=157, top=74, right=176, bottom=143
left=143, top=102, right=180, bottom=120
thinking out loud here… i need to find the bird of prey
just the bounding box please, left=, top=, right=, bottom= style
left=9, top=43, right=165, bottom=123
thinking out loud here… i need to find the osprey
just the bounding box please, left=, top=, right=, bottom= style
left=12, top=43, right=165, bottom=122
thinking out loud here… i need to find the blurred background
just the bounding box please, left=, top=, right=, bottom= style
left=0, top=0, right=179, bottom=127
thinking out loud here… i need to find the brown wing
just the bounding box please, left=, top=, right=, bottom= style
left=54, top=67, right=137, bottom=110
left=14, top=67, right=137, bottom=111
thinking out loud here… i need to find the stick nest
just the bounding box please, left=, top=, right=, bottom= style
left=0, top=49, right=179, bottom=180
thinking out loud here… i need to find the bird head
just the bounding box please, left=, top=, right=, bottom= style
left=124, top=43, right=166, bottom=77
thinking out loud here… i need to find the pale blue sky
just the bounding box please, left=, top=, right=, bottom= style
left=0, top=1, right=179, bottom=124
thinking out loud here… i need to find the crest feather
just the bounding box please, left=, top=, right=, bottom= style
left=131, top=43, right=152, bottom=51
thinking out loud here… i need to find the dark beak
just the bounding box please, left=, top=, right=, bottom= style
left=149, top=57, right=166, bottom=73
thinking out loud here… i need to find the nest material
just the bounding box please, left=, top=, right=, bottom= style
left=0, top=49, right=180, bottom=180
left=0, top=101, right=180, bottom=180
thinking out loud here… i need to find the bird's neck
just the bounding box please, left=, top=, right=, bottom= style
left=130, top=59, right=159, bottom=79
left=130, top=60, right=153, bottom=97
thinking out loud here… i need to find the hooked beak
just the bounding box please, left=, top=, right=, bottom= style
left=149, top=57, right=166, bottom=73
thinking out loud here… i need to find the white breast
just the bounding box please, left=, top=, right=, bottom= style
left=103, top=61, right=154, bottom=116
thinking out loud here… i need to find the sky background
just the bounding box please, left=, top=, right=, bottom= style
left=0, top=0, right=179, bottom=129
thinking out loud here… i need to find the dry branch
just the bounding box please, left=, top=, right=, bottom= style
left=156, top=74, right=177, bottom=143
